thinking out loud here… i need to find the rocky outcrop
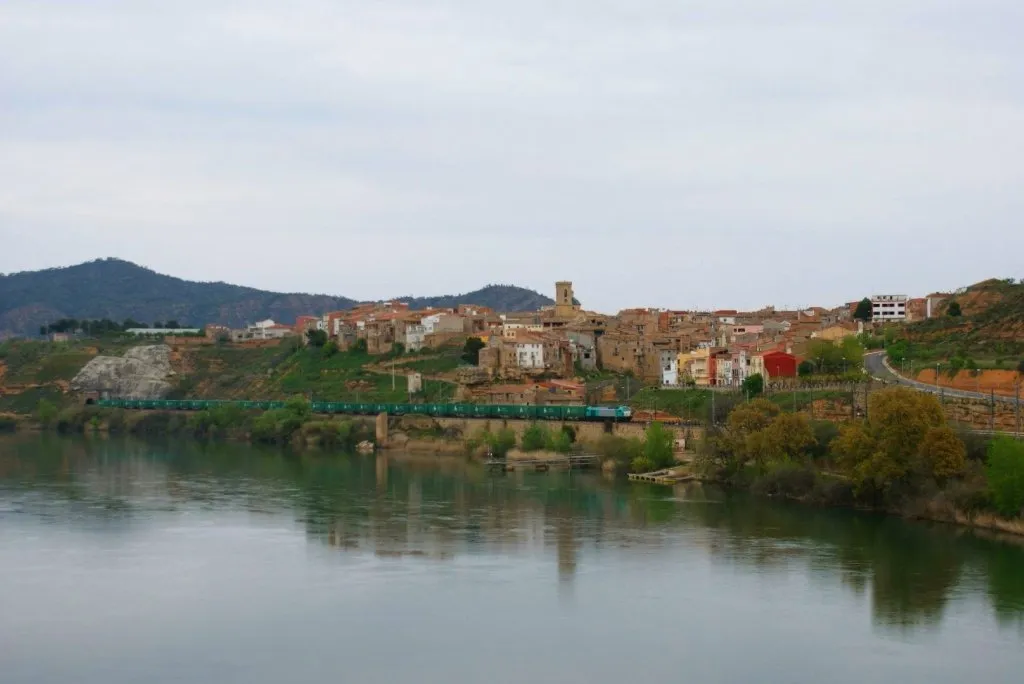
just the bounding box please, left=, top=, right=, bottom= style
left=71, top=345, right=175, bottom=399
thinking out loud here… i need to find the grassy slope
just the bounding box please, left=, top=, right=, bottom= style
left=897, top=279, right=1024, bottom=364
left=175, top=342, right=456, bottom=403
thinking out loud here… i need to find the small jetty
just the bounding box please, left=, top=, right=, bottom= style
left=485, top=454, right=599, bottom=473
left=628, top=467, right=697, bottom=485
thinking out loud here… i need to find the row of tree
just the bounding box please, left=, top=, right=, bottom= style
left=696, top=386, right=1024, bottom=518
left=40, top=318, right=185, bottom=336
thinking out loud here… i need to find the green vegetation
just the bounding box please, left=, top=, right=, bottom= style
left=947, top=301, right=962, bottom=317
left=0, top=415, right=17, bottom=432
left=741, top=373, right=764, bottom=397
left=461, top=337, right=485, bottom=365
left=305, top=329, right=328, bottom=347
left=519, top=423, right=575, bottom=453
left=36, top=399, right=58, bottom=427
left=690, top=387, right=1020, bottom=519
left=887, top=279, right=1024, bottom=367
left=832, top=389, right=963, bottom=494
left=805, top=338, right=863, bottom=376
left=41, top=396, right=374, bottom=449
left=986, top=438, right=1024, bottom=517
left=853, top=297, right=872, bottom=322
left=468, top=427, right=518, bottom=458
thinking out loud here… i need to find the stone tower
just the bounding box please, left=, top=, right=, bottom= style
left=554, top=281, right=578, bottom=319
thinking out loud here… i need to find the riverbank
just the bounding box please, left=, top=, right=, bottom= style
left=12, top=389, right=1024, bottom=539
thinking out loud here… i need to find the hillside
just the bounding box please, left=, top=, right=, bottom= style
left=0, top=259, right=553, bottom=337
left=895, top=278, right=1024, bottom=362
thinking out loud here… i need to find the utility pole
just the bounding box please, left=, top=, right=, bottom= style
left=1016, top=381, right=1021, bottom=439
left=991, top=388, right=995, bottom=432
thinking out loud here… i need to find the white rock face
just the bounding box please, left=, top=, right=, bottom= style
left=71, top=345, right=175, bottom=399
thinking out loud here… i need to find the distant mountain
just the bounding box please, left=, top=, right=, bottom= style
left=0, top=258, right=553, bottom=337
left=394, top=285, right=555, bottom=313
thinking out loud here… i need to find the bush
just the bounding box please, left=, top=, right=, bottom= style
left=751, top=461, right=816, bottom=498
left=986, top=438, right=1024, bottom=517
left=742, top=373, right=765, bottom=396
left=597, top=435, right=644, bottom=470
left=630, top=457, right=654, bottom=474
left=36, top=399, right=58, bottom=426
left=488, top=428, right=517, bottom=458
left=809, top=420, right=839, bottom=461
left=130, top=411, right=188, bottom=436
left=521, top=423, right=550, bottom=452
left=547, top=428, right=573, bottom=454
left=644, top=422, right=676, bottom=469
left=0, top=415, right=17, bottom=433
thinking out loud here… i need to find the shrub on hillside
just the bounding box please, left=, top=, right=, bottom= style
left=986, top=438, right=1024, bottom=518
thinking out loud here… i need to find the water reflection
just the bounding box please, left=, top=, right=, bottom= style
left=2, top=434, right=1024, bottom=636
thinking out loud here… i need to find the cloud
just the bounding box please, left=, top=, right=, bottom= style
left=1, top=0, right=1023, bottom=310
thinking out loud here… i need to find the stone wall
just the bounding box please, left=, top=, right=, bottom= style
left=385, top=414, right=702, bottom=449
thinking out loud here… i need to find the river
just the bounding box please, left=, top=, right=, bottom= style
left=0, top=435, right=1022, bottom=683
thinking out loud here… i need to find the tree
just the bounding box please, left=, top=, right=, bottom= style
left=644, top=421, right=676, bottom=469
left=305, top=328, right=328, bottom=347
left=486, top=428, right=517, bottom=458
left=521, top=423, right=549, bottom=451
left=164, top=320, right=181, bottom=329
left=853, top=298, right=873, bottom=321
left=917, top=426, right=966, bottom=482
left=351, top=338, right=368, bottom=353
left=462, top=337, right=485, bottom=365
left=39, top=326, right=47, bottom=337
left=741, top=373, right=764, bottom=396
left=830, top=387, right=952, bottom=493
left=284, top=395, right=312, bottom=422
left=947, top=301, right=962, bottom=317
left=547, top=428, right=573, bottom=454
left=761, top=413, right=815, bottom=465
left=986, top=438, right=1024, bottom=517
left=1017, top=359, right=1024, bottom=374
left=36, top=399, right=58, bottom=426
left=798, top=360, right=815, bottom=377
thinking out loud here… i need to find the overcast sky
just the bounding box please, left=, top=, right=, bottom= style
left=2, top=1, right=1022, bottom=312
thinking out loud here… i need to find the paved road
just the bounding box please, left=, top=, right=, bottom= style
left=864, top=351, right=1019, bottom=404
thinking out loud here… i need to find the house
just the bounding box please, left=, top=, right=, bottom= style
left=514, top=335, right=545, bottom=369
left=871, top=294, right=908, bottom=322
left=294, top=315, right=319, bottom=335
left=405, top=324, right=427, bottom=352
left=660, top=349, right=679, bottom=386
left=760, top=351, right=798, bottom=379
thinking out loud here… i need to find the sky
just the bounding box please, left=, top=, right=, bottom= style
left=2, top=0, right=1023, bottom=313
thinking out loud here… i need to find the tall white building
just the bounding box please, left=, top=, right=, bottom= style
left=871, top=295, right=907, bottom=321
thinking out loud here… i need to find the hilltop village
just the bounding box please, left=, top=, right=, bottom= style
left=189, top=282, right=948, bottom=406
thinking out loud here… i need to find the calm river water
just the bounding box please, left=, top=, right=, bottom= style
left=1, top=435, right=1022, bottom=683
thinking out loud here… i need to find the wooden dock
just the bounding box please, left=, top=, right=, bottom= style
left=485, top=454, right=599, bottom=473
left=628, top=467, right=697, bottom=485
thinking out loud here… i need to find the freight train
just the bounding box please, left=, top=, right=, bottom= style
left=94, top=398, right=634, bottom=422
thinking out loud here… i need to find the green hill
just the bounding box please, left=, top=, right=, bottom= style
left=893, top=278, right=1024, bottom=364
left=0, top=259, right=553, bottom=337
